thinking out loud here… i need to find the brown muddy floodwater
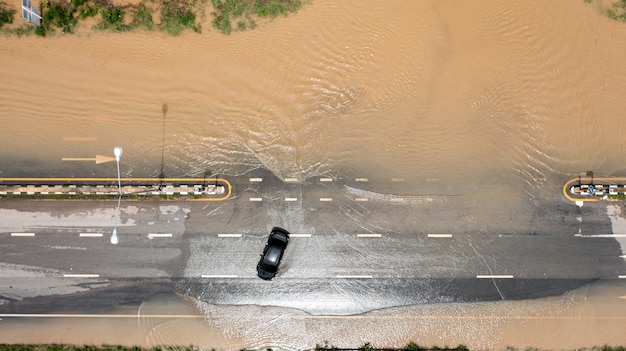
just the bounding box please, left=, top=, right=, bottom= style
left=2, top=0, right=626, bottom=349
left=1, top=0, right=625, bottom=185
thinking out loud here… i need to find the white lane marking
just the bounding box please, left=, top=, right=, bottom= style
left=320, top=178, right=333, bottom=182
left=249, top=178, right=263, bottom=182
left=79, top=233, right=103, bottom=237
left=428, top=234, right=453, bottom=238
left=63, top=274, right=99, bottom=278
left=391, top=178, right=405, bottom=182
left=619, top=275, right=626, bottom=279
left=320, top=198, right=332, bottom=202
left=201, top=274, right=238, bottom=278
left=11, top=233, right=35, bottom=237
left=355, top=178, right=368, bottom=182
left=147, top=233, right=173, bottom=239
left=355, top=198, right=368, bottom=202
left=285, top=178, right=298, bottom=182
left=357, top=234, right=382, bottom=238
left=289, top=234, right=312, bottom=237
left=577, top=234, right=626, bottom=238
left=336, top=275, right=374, bottom=279
left=249, top=197, right=263, bottom=202
left=218, top=234, right=242, bottom=238
left=476, top=275, right=514, bottom=279
left=285, top=197, right=298, bottom=202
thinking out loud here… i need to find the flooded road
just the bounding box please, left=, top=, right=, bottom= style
left=2, top=281, right=626, bottom=350
left=2, top=0, right=626, bottom=349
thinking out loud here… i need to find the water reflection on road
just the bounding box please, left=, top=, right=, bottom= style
left=2, top=281, right=626, bottom=349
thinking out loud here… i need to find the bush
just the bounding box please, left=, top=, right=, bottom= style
left=131, top=2, right=153, bottom=30
left=253, top=0, right=300, bottom=17
left=0, top=1, right=16, bottom=29
left=159, top=0, right=198, bottom=35
left=42, top=1, right=77, bottom=33
left=100, top=6, right=125, bottom=31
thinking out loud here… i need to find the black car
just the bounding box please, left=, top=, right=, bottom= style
left=257, top=227, right=290, bottom=280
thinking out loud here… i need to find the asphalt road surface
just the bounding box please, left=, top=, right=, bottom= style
left=1, top=168, right=625, bottom=315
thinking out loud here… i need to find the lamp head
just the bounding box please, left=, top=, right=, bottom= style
left=114, top=147, right=123, bottom=161
left=111, top=228, right=119, bottom=245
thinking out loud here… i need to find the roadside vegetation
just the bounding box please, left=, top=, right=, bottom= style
left=2, top=345, right=626, bottom=351
left=0, top=0, right=302, bottom=36
left=0, top=1, right=16, bottom=29
left=585, top=0, right=626, bottom=22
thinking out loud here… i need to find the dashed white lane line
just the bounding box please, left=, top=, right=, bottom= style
left=391, top=178, right=405, bottom=182
left=428, top=234, right=453, bottom=238
left=249, top=197, right=263, bottom=202
left=249, top=178, right=263, bottom=182
left=79, top=233, right=103, bottom=237
left=357, top=234, right=382, bottom=238
left=320, top=178, right=333, bottom=182
left=147, top=233, right=173, bottom=239
left=201, top=274, right=238, bottom=278
left=11, top=232, right=35, bottom=237
left=476, top=275, right=514, bottom=279
left=619, top=275, right=626, bottom=279
left=355, top=178, right=368, bottom=182
left=218, top=233, right=242, bottom=238
left=285, top=197, right=298, bottom=202
left=290, top=234, right=312, bottom=238
left=320, top=197, right=332, bottom=202
left=63, top=274, right=99, bottom=278
left=336, top=275, right=374, bottom=279
left=285, top=178, right=299, bottom=182
left=355, top=198, right=368, bottom=202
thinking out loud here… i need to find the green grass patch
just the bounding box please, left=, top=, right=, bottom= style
left=131, top=2, right=154, bottom=30
left=586, top=0, right=626, bottom=22
left=98, top=6, right=126, bottom=31
left=3, top=0, right=305, bottom=36
left=159, top=0, right=200, bottom=35
left=0, top=1, right=16, bottom=29
left=211, top=0, right=301, bottom=34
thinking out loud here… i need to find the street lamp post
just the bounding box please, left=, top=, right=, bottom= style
left=111, top=147, right=123, bottom=245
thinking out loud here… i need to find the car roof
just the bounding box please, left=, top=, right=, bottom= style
left=263, top=245, right=282, bottom=266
